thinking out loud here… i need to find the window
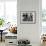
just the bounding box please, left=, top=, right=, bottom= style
left=5, top=0, right=17, bottom=25
left=0, top=0, right=17, bottom=26
left=0, top=1, right=4, bottom=17
left=42, top=0, right=46, bottom=33
left=42, top=0, right=46, bottom=26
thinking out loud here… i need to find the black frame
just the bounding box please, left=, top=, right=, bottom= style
left=20, top=11, right=36, bottom=24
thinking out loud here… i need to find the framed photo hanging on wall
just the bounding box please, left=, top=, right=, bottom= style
left=20, top=11, right=36, bottom=24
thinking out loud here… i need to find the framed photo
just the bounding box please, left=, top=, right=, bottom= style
left=20, top=11, right=36, bottom=24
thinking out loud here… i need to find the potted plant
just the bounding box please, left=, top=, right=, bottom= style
left=0, top=18, right=5, bottom=27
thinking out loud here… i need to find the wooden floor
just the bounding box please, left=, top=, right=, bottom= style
left=0, top=41, right=46, bottom=46
left=0, top=41, right=5, bottom=46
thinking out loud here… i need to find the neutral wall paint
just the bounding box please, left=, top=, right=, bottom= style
left=17, top=0, right=42, bottom=46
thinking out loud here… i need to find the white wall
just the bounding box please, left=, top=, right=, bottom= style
left=17, top=0, right=42, bottom=46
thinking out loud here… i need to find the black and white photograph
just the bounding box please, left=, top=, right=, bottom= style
left=20, top=11, right=36, bottom=24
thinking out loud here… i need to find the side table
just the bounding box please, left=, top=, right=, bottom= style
left=0, top=30, right=3, bottom=42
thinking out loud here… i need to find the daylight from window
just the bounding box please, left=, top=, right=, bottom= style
left=0, top=0, right=17, bottom=27
left=42, top=0, right=46, bottom=33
